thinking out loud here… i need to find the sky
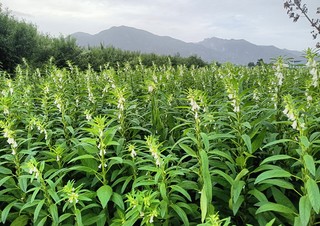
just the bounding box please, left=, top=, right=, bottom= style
left=1, top=0, right=319, bottom=51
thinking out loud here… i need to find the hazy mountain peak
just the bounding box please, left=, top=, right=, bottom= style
left=71, top=26, right=302, bottom=64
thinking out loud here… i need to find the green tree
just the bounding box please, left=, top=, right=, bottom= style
left=0, top=4, right=39, bottom=72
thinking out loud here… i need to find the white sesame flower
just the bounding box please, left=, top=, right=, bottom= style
left=149, top=215, right=154, bottom=223
left=99, top=149, right=105, bottom=157
left=86, top=113, right=92, bottom=121
left=130, top=149, right=137, bottom=158
left=234, top=105, right=240, bottom=113
left=156, top=158, right=161, bottom=167
left=190, top=99, right=200, bottom=112
left=307, top=95, right=312, bottom=102
left=292, top=120, right=297, bottom=130
left=68, top=192, right=79, bottom=203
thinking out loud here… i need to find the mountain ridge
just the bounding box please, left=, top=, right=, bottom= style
left=70, top=25, right=303, bottom=65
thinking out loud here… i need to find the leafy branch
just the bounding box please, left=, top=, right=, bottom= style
left=284, top=0, right=320, bottom=47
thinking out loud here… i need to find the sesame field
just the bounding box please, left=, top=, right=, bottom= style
left=1, top=52, right=320, bottom=226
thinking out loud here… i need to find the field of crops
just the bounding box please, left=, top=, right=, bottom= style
left=0, top=51, right=320, bottom=226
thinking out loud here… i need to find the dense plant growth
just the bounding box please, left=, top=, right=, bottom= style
left=0, top=50, right=320, bottom=226
left=0, top=4, right=207, bottom=73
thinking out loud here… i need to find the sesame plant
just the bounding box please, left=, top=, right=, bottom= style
left=1, top=50, right=320, bottom=226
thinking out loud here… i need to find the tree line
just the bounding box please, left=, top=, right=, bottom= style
left=0, top=5, right=208, bottom=73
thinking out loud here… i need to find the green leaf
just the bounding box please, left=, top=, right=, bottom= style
left=80, top=142, right=98, bottom=154
left=200, top=186, right=207, bottom=223
left=58, top=213, right=73, bottom=223
left=262, top=139, right=294, bottom=149
left=235, top=168, right=249, bottom=182
left=66, top=126, right=75, bottom=135
left=241, top=134, right=252, bottom=153
left=170, top=203, right=189, bottom=226
left=200, top=149, right=212, bottom=203
left=303, top=154, right=316, bottom=177
left=159, top=182, right=167, bottom=201
left=49, top=204, right=59, bottom=224
left=37, top=217, right=47, bottom=226
left=200, top=132, right=210, bottom=151
left=259, top=179, right=294, bottom=190
left=160, top=200, right=168, bottom=218
left=231, top=195, right=244, bottom=216
left=68, top=166, right=96, bottom=174
left=111, top=192, right=124, bottom=210
left=20, top=200, right=39, bottom=214
left=265, top=218, right=276, bottom=226
left=212, top=169, right=234, bottom=185
left=10, top=215, right=29, bottom=226
left=75, top=209, right=83, bottom=226
left=251, top=129, right=266, bottom=153
left=208, top=133, right=235, bottom=140
left=248, top=189, right=268, bottom=202
left=0, top=166, right=12, bottom=175
left=18, top=176, right=28, bottom=193
left=34, top=199, right=45, bottom=223
left=30, top=187, right=41, bottom=203
left=299, top=195, right=311, bottom=226
left=260, top=155, right=293, bottom=165
left=0, top=176, right=12, bottom=186
left=300, top=136, right=310, bottom=150
left=97, top=185, right=113, bottom=209
left=271, top=187, right=297, bottom=212
left=256, top=202, right=296, bottom=215
left=210, top=149, right=234, bottom=163
left=68, top=154, right=95, bottom=164
left=1, top=202, right=15, bottom=223
left=306, top=178, right=320, bottom=213
left=109, top=157, right=123, bottom=164
left=232, top=180, right=245, bottom=204
left=133, top=180, right=157, bottom=188
left=179, top=143, right=197, bottom=158
left=255, top=169, right=291, bottom=184
left=170, top=185, right=191, bottom=202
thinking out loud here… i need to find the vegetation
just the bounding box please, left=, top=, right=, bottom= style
left=0, top=50, right=320, bottom=225
left=0, top=4, right=207, bottom=73
left=2, top=2, right=320, bottom=226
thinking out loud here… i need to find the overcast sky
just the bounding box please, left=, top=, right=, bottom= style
left=1, top=0, right=319, bottom=51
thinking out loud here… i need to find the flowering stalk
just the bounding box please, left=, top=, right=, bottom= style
left=127, top=143, right=137, bottom=180
left=61, top=180, right=84, bottom=225
left=305, top=48, right=319, bottom=88
left=282, top=93, right=318, bottom=225
left=187, top=88, right=208, bottom=151
left=145, top=135, right=162, bottom=167
left=283, top=95, right=306, bottom=133
left=0, top=121, right=21, bottom=175
left=115, top=88, right=126, bottom=137
left=23, top=159, right=53, bottom=206
left=270, top=57, right=288, bottom=110
left=304, top=49, right=319, bottom=111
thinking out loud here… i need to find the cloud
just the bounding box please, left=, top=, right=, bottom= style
left=1, top=0, right=319, bottom=50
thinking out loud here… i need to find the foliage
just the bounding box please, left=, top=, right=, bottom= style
left=0, top=5, right=39, bottom=72
left=1, top=50, right=320, bottom=225
left=0, top=5, right=208, bottom=73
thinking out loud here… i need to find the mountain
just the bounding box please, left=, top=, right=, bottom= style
left=71, top=26, right=303, bottom=65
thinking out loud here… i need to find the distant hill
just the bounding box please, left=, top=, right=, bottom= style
left=71, top=26, right=303, bottom=65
